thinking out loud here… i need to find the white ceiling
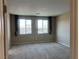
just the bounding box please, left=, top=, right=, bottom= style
left=7, top=0, right=70, bottom=16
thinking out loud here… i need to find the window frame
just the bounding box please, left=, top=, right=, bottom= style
left=18, top=17, right=32, bottom=35
left=37, top=17, right=49, bottom=34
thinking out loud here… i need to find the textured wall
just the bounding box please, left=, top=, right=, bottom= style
left=56, top=12, right=70, bottom=47
left=10, top=15, right=56, bottom=45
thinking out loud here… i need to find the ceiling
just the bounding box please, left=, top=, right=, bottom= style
left=7, top=0, right=70, bottom=16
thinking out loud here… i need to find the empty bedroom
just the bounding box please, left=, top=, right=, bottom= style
left=6, top=0, right=70, bottom=59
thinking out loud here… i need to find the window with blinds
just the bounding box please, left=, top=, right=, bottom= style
left=37, top=19, right=48, bottom=34
left=18, top=19, right=32, bottom=34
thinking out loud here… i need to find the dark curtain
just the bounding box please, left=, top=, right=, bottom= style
left=15, top=15, right=19, bottom=36
left=48, top=17, right=52, bottom=34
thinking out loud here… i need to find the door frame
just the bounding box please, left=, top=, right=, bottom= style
left=71, top=0, right=78, bottom=59
left=1, top=0, right=78, bottom=59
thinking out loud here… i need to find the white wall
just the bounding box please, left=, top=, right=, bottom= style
left=56, top=12, right=70, bottom=47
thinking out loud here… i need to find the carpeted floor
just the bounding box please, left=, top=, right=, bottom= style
left=9, top=43, right=70, bottom=59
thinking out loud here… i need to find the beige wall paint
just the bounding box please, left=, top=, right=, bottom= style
left=10, top=15, right=56, bottom=45
left=56, top=12, right=70, bottom=47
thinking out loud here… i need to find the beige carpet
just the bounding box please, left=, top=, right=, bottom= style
left=9, top=43, right=70, bottom=59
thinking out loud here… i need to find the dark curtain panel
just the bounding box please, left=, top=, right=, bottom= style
left=48, top=17, right=52, bottom=34
left=15, top=15, right=19, bottom=36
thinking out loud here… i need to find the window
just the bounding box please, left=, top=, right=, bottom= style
left=19, top=19, right=32, bottom=34
left=37, top=19, right=48, bottom=34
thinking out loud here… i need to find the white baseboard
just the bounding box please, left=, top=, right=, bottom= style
left=57, top=42, right=70, bottom=47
